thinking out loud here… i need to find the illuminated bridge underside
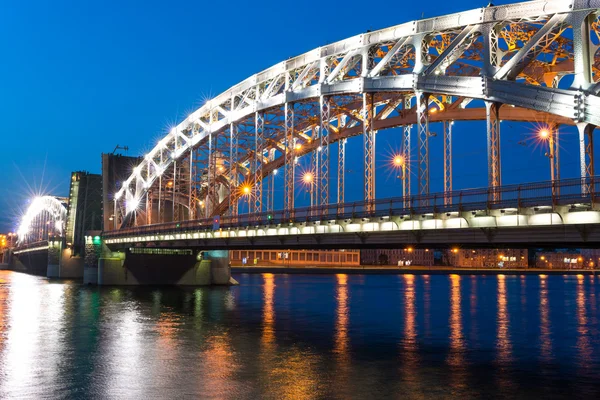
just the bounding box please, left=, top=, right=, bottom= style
left=106, top=177, right=600, bottom=249
left=115, top=0, right=600, bottom=230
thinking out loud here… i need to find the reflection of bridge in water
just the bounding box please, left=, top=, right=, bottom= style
left=10, top=0, right=600, bottom=285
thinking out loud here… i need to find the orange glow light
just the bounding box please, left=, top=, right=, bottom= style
left=303, top=172, right=314, bottom=183
left=393, top=155, right=404, bottom=167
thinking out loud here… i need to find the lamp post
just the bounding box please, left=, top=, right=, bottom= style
left=539, top=125, right=560, bottom=197
left=271, top=169, right=278, bottom=211
left=392, top=154, right=407, bottom=206
left=303, top=172, right=314, bottom=208
left=241, top=184, right=252, bottom=215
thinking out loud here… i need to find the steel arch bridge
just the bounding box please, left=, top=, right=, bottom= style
left=112, top=0, right=600, bottom=231
left=17, top=196, right=68, bottom=245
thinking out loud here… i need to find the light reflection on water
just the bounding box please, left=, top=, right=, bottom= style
left=1, top=271, right=600, bottom=399
left=539, top=275, right=552, bottom=362
left=496, top=274, right=512, bottom=365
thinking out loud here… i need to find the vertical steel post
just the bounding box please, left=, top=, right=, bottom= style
left=578, top=123, right=595, bottom=195
left=173, top=130, right=180, bottom=222
left=337, top=138, right=346, bottom=211
left=416, top=92, right=430, bottom=201
left=206, top=132, right=213, bottom=218
left=319, top=96, right=330, bottom=206
left=363, top=93, right=375, bottom=211
left=254, top=112, right=264, bottom=214
left=113, top=199, right=118, bottom=231
left=146, top=191, right=151, bottom=225
left=443, top=120, right=453, bottom=204
left=229, top=123, right=238, bottom=218
left=188, top=147, right=193, bottom=220
left=403, top=96, right=412, bottom=208
left=284, top=103, right=295, bottom=214
left=266, top=149, right=276, bottom=213
left=158, top=149, right=163, bottom=223
left=172, top=160, right=178, bottom=222
left=486, top=101, right=501, bottom=201
left=553, top=125, right=560, bottom=196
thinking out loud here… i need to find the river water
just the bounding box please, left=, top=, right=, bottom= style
left=0, top=271, right=599, bottom=399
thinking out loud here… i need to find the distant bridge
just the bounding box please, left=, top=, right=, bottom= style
left=16, top=196, right=67, bottom=245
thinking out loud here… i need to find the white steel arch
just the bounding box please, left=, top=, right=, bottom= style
left=17, top=196, right=68, bottom=244
left=114, top=0, right=600, bottom=229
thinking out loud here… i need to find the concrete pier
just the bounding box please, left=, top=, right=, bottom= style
left=85, top=240, right=236, bottom=286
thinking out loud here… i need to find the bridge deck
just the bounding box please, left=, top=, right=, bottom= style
left=105, top=178, right=600, bottom=250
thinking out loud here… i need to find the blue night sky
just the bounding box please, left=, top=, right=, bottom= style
left=0, top=0, right=587, bottom=231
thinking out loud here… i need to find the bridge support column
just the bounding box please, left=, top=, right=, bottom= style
left=337, top=137, right=346, bottom=211
left=443, top=119, right=453, bottom=204
left=319, top=95, right=331, bottom=207
left=83, top=232, right=102, bottom=284
left=363, top=93, right=375, bottom=211
left=95, top=246, right=237, bottom=286
left=416, top=92, right=430, bottom=202
left=486, top=101, right=501, bottom=200
left=47, top=238, right=62, bottom=278
left=403, top=96, right=412, bottom=207
left=443, top=94, right=453, bottom=205
left=577, top=123, right=595, bottom=195
left=254, top=112, right=264, bottom=214
left=284, top=103, right=295, bottom=216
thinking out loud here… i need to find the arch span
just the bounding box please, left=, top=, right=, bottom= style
left=17, top=196, right=68, bottom=245
left=113, top=0, right=600, bottom=229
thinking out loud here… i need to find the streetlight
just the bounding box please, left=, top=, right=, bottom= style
left=303, top=172, right=314, bottom=207
left=240, top=184, right=252, bottom=214
left=538, top=125, right=559, bottom=190
left=392, top=154, right=407, bottom=205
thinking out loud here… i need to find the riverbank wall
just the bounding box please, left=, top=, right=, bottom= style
left=232, top=265, right=598, bottom=275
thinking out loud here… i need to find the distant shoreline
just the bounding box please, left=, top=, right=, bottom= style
left=232, top=265, right=598, bottom=276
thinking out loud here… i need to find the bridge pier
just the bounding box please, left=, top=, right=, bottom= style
left=46, top=239, right=61, bottom=278
left=46, top=238, right=85, bottom=279
left=87, top=240, right=236, bottom=286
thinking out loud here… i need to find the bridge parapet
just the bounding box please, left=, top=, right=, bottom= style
left=106, top=177, right=600, bottom=238
left=104, top=178, right=600, bottom=251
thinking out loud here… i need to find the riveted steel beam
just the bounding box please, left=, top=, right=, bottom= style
left=363, top=93, right=375, bottom=211
left=486, top=101, right=502, bottom=200
left=416, top=92, right=430, bottom=199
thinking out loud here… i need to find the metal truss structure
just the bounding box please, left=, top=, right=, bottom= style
left=17, top=196, right=68, bottom=245
left=113, top=0, right=600, bottom=230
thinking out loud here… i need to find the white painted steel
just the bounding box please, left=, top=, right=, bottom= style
left=115, top=0, right=600, bottom=226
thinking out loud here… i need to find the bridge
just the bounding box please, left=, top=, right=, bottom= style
left=7, top=172, right=102, bottom=278
left=10, top=0, right=600, bottom=284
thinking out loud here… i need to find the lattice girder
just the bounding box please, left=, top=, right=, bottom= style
left=114, top=1, right=600, bottom=228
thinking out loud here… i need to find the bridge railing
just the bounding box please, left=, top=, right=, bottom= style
left=106, top=176, right=598, bottom=238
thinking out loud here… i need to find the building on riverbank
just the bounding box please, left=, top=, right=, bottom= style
left=447, top=248, right=528, bottom=268
left=229, top=249, right=361, bottom=267
left=534, top=251, right=586, bottom=269
left=360, top=248, right=434, bottom=266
